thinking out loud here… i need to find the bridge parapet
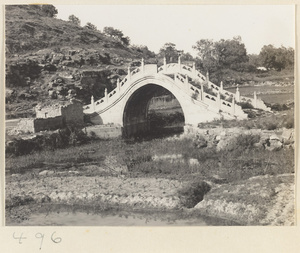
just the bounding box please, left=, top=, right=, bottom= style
left=166, top=71, right=246, bottom=119
left=84, top=63, right=248, bottom=123
left=159, top=62, right=270, bottom=112
left=83, top=65, right=149, bottom=114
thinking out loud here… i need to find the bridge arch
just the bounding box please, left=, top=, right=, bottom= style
left=122, top=82, right=185, bottom=137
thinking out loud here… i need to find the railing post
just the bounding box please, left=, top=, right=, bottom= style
left=232, top=97, right=235, bottom=115
left=253, top=91, right=257, bottom=108
left=117, top=78, right=120, bottom=91
left=163, top=57, right=167, bottom=72
left=141, top=58, right=144, bottom=73
left=235, top=85, right=240, bottom=103
left=217, top=91, right=221, bottom=110
left=220, top=81, right=223, bottom=91
left=91, top=95, right=95, bottom=112
left=185, top=74, right=189, bottom=91
left=206, top=71, right=209, bottom=83
left=178, top=55, right=181, bottom=72
left=192, top=62, right=196, bottom=76
left=200, top=82, right=204, bottom=100
left=127, top=66, right=131, bottom=81
left=105, top=88, right=108, bottom=103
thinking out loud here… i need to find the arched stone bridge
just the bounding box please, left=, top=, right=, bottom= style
left=83, top=58, right=270, bottom=137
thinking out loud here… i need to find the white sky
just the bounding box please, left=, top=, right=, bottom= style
left=55, top=5, right=295, bottom=56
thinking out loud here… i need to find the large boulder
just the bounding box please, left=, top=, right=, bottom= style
left=266, top=135, right=283, bottom=151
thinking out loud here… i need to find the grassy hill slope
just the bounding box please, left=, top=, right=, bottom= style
left=5, top=5, right=157, bottom=119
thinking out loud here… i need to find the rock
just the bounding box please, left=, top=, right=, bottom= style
left=104, top=156, right=128, bottom=174
left=189, top=158, right=199, bottom=166
left=266, top=139, right=283, bottom=151
left=270, top=134, right=280, bottom=141
left=282, top=128, right=294, bottom=142
left=39, top=170, right=55, bottom=176
left=194, top=135, right=208, bottom=148
left=35, top=193, right=51, bottom=203
left=210, top=175, right=228, bottom=184
left=215, top=135, right=221, bottom=141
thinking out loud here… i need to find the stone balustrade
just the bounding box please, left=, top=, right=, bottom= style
left=84, top=61, right=266, bottom=120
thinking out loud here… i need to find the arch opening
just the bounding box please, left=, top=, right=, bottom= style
left=122, top=84, right=185, bottom=139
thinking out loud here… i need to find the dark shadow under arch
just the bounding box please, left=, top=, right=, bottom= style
left=122, top=84, right=185, bottom=138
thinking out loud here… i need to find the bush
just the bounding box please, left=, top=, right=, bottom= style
left=237, top=102, right=254, bottom=109
left=178, top=181, right=211, bottom=208
left=5, top=127, right=90, bottom=157
left=226, top=134, right=261, bottom=152
left=265, top=122, right=278, bottom=130
left=284, top=118, right=294, bottom=129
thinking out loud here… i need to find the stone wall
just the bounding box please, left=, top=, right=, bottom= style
left=36, top=105, right=61, bottom=118
left=61, top=100, right=84, bottom=125
left=35, top=100, right=84, bottom=126
left=34, top=116, right=64, bottom=132
left=85, top=124, right=122, bottom=139
left=17, top=118, right=35, bottom=133
left=16, top=116, right=64, bottom=133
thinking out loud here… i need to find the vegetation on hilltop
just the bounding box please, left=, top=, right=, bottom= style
left=5, top=5, right=294, bottom=119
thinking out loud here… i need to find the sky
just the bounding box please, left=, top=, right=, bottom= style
left=55, top=5, right=295, bottom=56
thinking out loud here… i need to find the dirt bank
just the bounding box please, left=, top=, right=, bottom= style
left=195, top=173, right=295, bottom=225
left=6, top=168, right=295, bottom=225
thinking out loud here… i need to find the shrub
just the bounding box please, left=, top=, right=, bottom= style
left=178, top=181, right=211, bottom=208
left=237, top=101, right=254, bottom=109
left=284, top=118, right=294, bottom=129
left=226, top=134, right=261, bottom=152
left=265, top=122, right=278, bottom=130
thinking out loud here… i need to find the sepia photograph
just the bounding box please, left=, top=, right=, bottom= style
left=4, top=4, right=295, bottom=226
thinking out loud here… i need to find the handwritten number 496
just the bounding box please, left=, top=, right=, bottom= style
left=13, top=232, right=62, bottom=250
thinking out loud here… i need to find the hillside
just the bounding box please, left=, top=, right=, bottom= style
left=5, top=5, right=157, bottom=119
left=5, top=5, right=294, bottom=120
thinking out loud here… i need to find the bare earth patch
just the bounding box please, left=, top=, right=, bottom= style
left=194, top=173, right=294, bottom=225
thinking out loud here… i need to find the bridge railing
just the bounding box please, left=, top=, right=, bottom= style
left=159, top=62, right=270, bottom=111
left=170, top=71, right=246, bottom=118
left=83, top=65, right=160, bottom=114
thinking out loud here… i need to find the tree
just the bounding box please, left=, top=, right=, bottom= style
left=193, top=37, right=249, bottom=72
left=68, top=14, right=81, bottom=26
left=192, top=39, right=216, bottom=61
left=103, top=26, right=130, bottom=46
left=131, top=45, right=156, bottom=59
left=159, top=43, right=179, bottom=63
left=181, top=52, right=194, bottom=62
left=259, top=45, right=294, bottom=71
left=85, top=22, right=97, bottom=31
left=120, top=36, right=130, bottom=46
left=103, top=27, right=124, bottom=39
left=40, top=5, right=58, bottom=18
left=214, top=38, right=248, bottom=70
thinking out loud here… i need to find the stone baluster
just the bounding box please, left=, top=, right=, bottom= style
left=127, top=66, right=131, bottom=81
left=253, top=91, right=257, bottom=108
left=206, top=71, right=209, bottom=84
left=91, top=95, right=95, bottom=112
left=232, top=97, right=235, bottom=115
left=217, top=92, right=221, bottom=110
left=185, top=75, right=189, bottom=91
left=192, top=62, right=196, bottom=76
left=235, top=85, right=240, bottom=103
left=200, top=82, right=204, bottom=100
left=117, top=78, right=120, bottom=91
left=141, top=58, right=144, bottom=73
left=163, top=57, right=167, bottom=72
left=105, top=88, right=108, bottom=103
